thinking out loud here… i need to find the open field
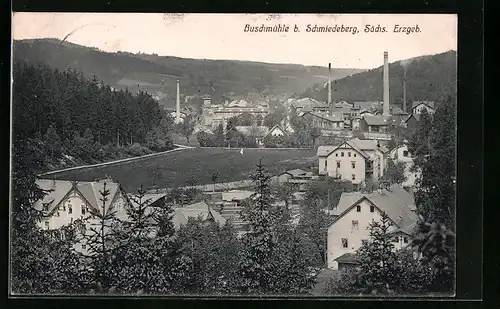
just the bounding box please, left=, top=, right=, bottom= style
left=45, top=148, right=317, bottom=192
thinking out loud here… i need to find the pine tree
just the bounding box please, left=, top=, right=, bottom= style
left=238, top=160, right=278, bottom=294
left=355, top=212, right=397, bottom=295
left=412, top=97, right=456, bottom=294
left=382, top=158, right=407, bottom=185
left=78, top=182, right=122, bottom=293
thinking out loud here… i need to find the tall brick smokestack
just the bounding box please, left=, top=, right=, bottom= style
left=383, top=51, right=390, bottom=117
left=403, top=65, right=407, bottom=113
left=176, top=80, right=180, bottom=123
left=328, top=63, right=333, bottom=116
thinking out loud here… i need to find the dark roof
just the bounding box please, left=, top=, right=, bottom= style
left=362, top=115, right=389, bottom=126
left=334, top=253, right=358, bottom=264
left=412, top=101, right=435, bottom=109
left=390, top=106, right=408, bottom=115
left=404, top=114, right=421, bottom=123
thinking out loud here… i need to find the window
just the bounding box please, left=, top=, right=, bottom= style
left=348, top=152, right=351, bottom=157
left=335, top=153, right=338, bottom=157
left=370, top=205, right=375, bottom=213
left=341, top=152, right=344, bottom=157
left=351, top=162, right=356, bottom=169
left=336, top=162, right=341, bottom=168
left=403, top=237, right=409, bottom=244
left=43, top=204, right=48, bottom=212
left=354, top=153, right=356, bottom=157
left=341, top=238, right=348, bottom=248
left=361, top=239, right=368, bottom=246
left=68, top=205, right=72, bottom=214
left=325, top=161, right=328, bottom=170
left=81, top=205, right=86, bottom=215
left=352, top=174, right=356, bottom=181
left=356, top=205, right=361, bottom=212
left=56, top=211, right=60, bottom=217
left=392, top=237, right=399, bottom=243
left=82, top=244, right=86, bottom=250
left=352, top=220, right=359, bottom=230
left=44, top=221, right=49, bottom=229
left=403, top=150, right=409, bottom=157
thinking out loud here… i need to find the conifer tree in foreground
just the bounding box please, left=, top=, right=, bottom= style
left=412, top=96, right=456, bottom=294
left=239, top=160, right=315, bottom=295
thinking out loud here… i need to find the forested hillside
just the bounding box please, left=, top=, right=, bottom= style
left=12, top=60, right=175, bottom=171
left=301, top=51, right=457, bottom=107
left=13, top=39, right=364, bottom=107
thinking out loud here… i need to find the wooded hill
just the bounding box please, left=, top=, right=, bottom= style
left=301, top=51, right=457, bottom=107
left=13, top=39, right=364, bottom=107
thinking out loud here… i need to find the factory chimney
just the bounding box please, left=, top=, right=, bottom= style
left=328, top=63, right=333, bottom=116
left=383, top=51, right=390, bottom=117
left=403, top=66, right=407, bottom=113
left=176, top=80, right=181, bottom=123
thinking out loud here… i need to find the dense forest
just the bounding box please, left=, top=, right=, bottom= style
left=12, top=59, right=174, bottom=171
left=301, top=51, right=457, bottom=107
left=13, top=39, right=363, bottom=107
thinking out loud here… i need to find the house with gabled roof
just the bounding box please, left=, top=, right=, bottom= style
left=33, top=178, right=133, bottom=253
left=301, top=111, right=344, bottom=130
left=326, top=184, right=417, bottom=269
left=172, top=201, right=226, bottom=230
left=318, top=138, right=389, bottom=184
left=411, top=100, right=436, bottom=115
left=359, top=115, right=390, bottom=133
left=264, top=124, right=287, bottom=138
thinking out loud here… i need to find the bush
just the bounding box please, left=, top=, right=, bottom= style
left=126, top=143, right=154, bottom=157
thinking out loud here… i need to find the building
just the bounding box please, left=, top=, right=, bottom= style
left=301, top=111, right=344, bottom=130
left=390, top=106, right=410, bottom=126
left=203, top=105, right=269, bottom=128
left=202, top=94, right=212, bottom=106
left=359, top=115, right=390, bottom=133
left=411, top=101, right=436, bottom=115
left=33, top=178, right=134, bottom=254
left=389, top=145, right=420, bottom=188
left=334, top=253, right=358, bottom=272
left=326, top=184, right=417, bottom=269
left=353, top=101, right=382, bottom=111
left=404, top=114, right=420, bottom=134
left=272, top=168, right=316, bottom=192
left=287, top=98, right=330, bottom=116
left=172, top=201, right=226, bottom=230
left=318, top=138, right=389, bottom=184
left=226, top=126, right=270, bottom=146
left=264, top=125, right=287, bottom=138
left=335, top=101, right=354, bottom=109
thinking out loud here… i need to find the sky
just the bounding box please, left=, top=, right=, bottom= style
left=12, top=13, right=457, bottom=69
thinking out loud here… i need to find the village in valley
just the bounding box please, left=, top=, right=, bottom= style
left=11, top=14, right=456, bottom=297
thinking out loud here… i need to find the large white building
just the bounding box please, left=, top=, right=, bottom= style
left=317, top=138, right=389, bottom=185
left=326, top=184, right=417, bottom=270
left=32, top=178, right=167, bottom=255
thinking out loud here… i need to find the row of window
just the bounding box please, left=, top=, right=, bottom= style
left=393, top=236, right=409, bottom=244
left=341, top=237, right=408, bottom=249
left=341, top=238, right=368, bottom=248
left=325, top=161, right=356, bottom=169
left=335, top=151, right=356, bottom=158
left=356, top=205, right=375, bottom=213
left=44, top=203, right=88, bottom=216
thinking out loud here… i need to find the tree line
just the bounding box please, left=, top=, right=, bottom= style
left=12, top=59, right=175, bottom=171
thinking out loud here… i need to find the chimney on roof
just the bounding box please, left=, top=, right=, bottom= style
left=383, top=52, right=390, bottom=117
left=176, top=80, right=181, bottom=123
